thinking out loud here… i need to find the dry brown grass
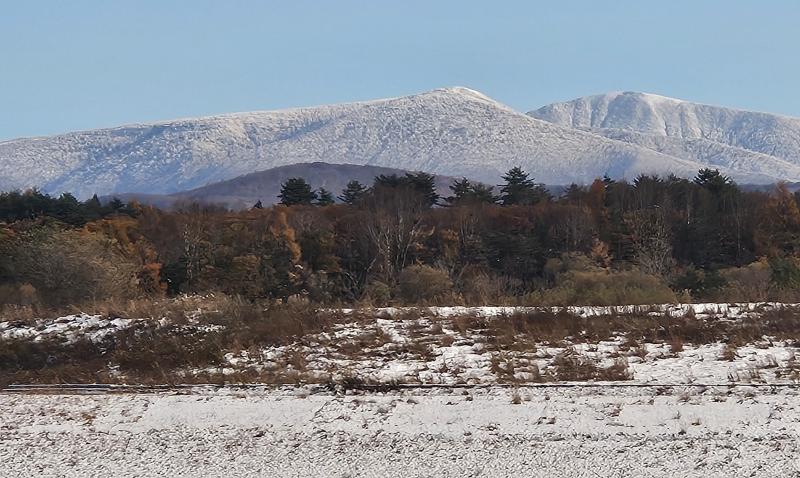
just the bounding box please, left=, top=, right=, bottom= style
left=489, top=353, right=517, bottom=383
left=448, top=312, right=489, bottom=336
left=776, top=352, right=800, bottom=382
left=669, top=337, right=684, bottom=354
left=471, top=306, right=800, bottom=349
left=552, top=349, right=632, bottom=381
left=5, top=298, right=800, bottom=385
left=0, top=296, right=353, bottom=385
left=720, top=343, right=738, bottom=361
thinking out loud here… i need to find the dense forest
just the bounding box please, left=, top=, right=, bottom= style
left=3, top=167, right=800, bottom=312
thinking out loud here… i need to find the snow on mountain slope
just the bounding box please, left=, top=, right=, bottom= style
left=0, top=87, right=736, bottom=198
left=584, top=128, right=800, bottom=182
left=529, top=92, right=800, bottom=181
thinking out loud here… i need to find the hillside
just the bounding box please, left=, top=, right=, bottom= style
left=111, top=162, right=460, bottom=209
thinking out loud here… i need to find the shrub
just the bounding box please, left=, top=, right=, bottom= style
left=364, top=280, right=392, bottom=306
left=111, top=324, right=225, bottom=377
left=535, top=269, right=676, bottom=306
left=457, top=269, right=524, bottom=306
left=715, top=259, right=772, bottom=302
left=0, top=283, right=41, bottom=311
left=396, top=265, right=454, bottom=304
left=671, top=267, right=726, bottom=301
left=552, top=350, right=632, bottom=381
left=5, top=226, right=141, bottom=306
left=720, top=343, right=738, bottom=361
left=770, top=256, right=800, bottom=289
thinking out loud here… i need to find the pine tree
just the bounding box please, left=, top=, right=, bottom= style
left=83, top=194, right=104, bottom=220
left=373, top=172, right=439, bottom=207
left=470, top=183, right=498, bottom=204
left=446, top=178, right=496, bottom=205
left=561, top=184, right=585, bottom=204
left=51, top=193, right=86, bottom=225
left=499, top=167, right=550, bottom=205
left=278, top=177, right=317, bottom=206
left=316, top=187, right=335, bottom=206
left=446, top=178, right=472, bottom=205
left=693, top=168, right=733, bottom=196
left=403, top=172, right=439, bottom=207
left=252, top=200, right=264, bottom=209
left=339, top=180, right=368, bottom=205
left=109, top=197, right=125, bottom=212
left=374, top=174, right=403, bottom=188
left=85, top=194, right=102, bottom=210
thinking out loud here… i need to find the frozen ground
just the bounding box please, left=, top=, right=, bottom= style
left=1, top=385, right=799, bottom=477
left=3, top=303, right=800, bottom=476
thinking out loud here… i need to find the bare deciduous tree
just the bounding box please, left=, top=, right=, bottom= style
left=625, top=207, right=674, bottom=277
left=363, top=185, right=428, bottom=284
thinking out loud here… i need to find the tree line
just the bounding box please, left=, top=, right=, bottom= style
left=275, top=167, right=548, bottom=207
left=3, top=166, right=800, bottom=308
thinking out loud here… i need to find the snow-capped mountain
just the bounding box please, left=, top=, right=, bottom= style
left=0, top=87, right=755, bottom=199
left=529, top=92, right=800, bottom=182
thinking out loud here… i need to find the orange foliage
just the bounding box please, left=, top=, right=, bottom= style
left=84, top=216, right=166, bottom=295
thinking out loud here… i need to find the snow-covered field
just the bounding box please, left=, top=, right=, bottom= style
left=1, top=385, right=799, bottom=477
left=3, top=303, right=800, bottom=476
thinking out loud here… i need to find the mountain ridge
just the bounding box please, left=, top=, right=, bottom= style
left=528, top=91, right=800, bottom=179
left=1, top=87, right=797, bottom=199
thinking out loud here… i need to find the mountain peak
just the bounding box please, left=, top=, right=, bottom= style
left=419, top=86, right=503, bottom=106
left=529, top=91, right=800, bottom=182
left=605, top=91, right=686, bottom=104
left=431, top=86, right=492, bottom=98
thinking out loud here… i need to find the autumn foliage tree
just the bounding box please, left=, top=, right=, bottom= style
left=5, top=167, right=800, bottom=306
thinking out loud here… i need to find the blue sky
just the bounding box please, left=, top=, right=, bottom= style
left=1, top=1, right=799, bottom=140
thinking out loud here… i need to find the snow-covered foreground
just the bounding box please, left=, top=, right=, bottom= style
left=1, top=386, right=799, bottom=477
left=3, top=303, right=800, bottom=476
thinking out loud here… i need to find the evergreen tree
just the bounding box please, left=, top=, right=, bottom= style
left=561, top=184, right=586, bottom=204
left=374, top=174, right=404, bottom=188
left=403, top=172, right=439, bottom=207
left=688, top=168, right=743, bottom=266
left=278, top=177, right=317, bottom=206
left=0, top=190, right=138, bottom=223
left=339, top=180, right=368, bottom=205
left=373, top=172, right=439, bottom=207
left=470, top=183, right=498, bottom=204
left=446, top=178, right=496, bottom=205
left=693, top=168, right=733, bottom=196
left=446, top=178, right=473, bottom=205
left=83, top=194, right=105, bottom=221
left=316, top=187, right=335, bottom=206
left=632, top=174, right=667, bottom=209
left=54, top=193, right=84, bottom=225
left=109, top=197, right=126, bottom=212
left=85, top=194, right=102, bottom=209
left=252, top=200, right=264, bottom=209
left=499, top=167, right=550, bottom=206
